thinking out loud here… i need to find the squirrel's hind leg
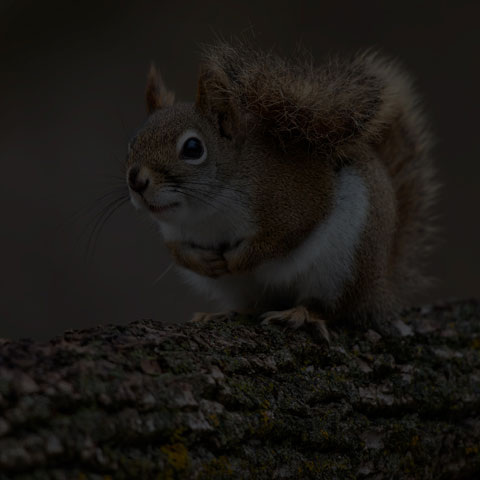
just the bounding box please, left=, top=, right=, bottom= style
left=260, top=306, right=330, bottom=344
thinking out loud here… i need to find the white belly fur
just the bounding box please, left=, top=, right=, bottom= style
left=177, top=167, right=369, bottom=312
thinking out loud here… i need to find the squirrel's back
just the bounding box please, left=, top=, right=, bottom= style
left=201, top=43, right=437, bottom=307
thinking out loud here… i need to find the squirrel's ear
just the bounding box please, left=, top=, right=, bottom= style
left=145, top=64, right=175, bottom=114
left=195, top=66, right=241, bottom=140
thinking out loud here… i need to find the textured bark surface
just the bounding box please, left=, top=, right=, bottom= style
left=0, top=300, right=480, bottom=479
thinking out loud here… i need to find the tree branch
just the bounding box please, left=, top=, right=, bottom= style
left=0, top=300, right=479, bottom=479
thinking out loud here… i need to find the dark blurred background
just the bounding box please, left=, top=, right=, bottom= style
left=1, top=0, right=478, bottom=340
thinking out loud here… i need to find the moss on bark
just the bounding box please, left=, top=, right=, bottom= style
left=0, top=300, right=479, bottom=479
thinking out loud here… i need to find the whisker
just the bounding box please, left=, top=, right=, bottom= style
left=185, top=176, right=251, bottom=197
left=180, top=179, right=249, bottom=196
left=85, top=196, right=130, bottom=261
left=182, top=186, right=252, bottom=223
left=179, top=181, right=252, bottom=208
left=166, top=180, right=250, bottom=212
left=167, top=186, right=251, bottom=232
left=83, top=197, right=124, bottom=257
left=58, top=186, right=129, bottom=233
left=168, top=187, right=221, bottom=213
left=176, top=186, right=239, bottom=211
left=153, top=262, right=175, bottom=284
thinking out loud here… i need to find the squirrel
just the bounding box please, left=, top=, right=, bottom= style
left=125, top=42, right=437, bottom=341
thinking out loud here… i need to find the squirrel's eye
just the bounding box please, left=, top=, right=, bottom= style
left=181, top=137, right=204, bottom=159
left=176, top=130, right=207, bottom=165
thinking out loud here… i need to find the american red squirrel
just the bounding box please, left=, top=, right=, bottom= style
left=126, top=42, right=437, bottom=341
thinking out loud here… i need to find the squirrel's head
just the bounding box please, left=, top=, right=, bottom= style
left=126, top=64, right=248, bottom=226
left=126, top=44, right=413, bottom=239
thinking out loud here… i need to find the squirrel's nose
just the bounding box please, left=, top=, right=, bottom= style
left=128, top=166, right=149, bottom=194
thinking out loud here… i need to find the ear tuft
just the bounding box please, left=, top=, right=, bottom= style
left=196, top=65, right=241, bottom=140
left=145, top=63, right=175, bottom=114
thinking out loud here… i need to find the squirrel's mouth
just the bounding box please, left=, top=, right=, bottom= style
left=146, top=201, right=180, bottom=215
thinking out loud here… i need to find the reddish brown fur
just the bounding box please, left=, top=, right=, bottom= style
left=226, top=148, right=336, bottom=273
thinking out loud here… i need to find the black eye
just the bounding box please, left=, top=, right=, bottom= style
left=180, top=137, right=204, bottom=160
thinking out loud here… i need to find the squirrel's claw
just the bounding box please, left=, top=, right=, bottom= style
left=260, top=306, right=330, bottom=344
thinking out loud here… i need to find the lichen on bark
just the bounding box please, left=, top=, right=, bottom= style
left=0, top=300, right=479, bottom=479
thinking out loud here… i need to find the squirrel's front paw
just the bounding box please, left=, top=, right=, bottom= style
left=167, top=242, right=229, bottom=278
left=223, top=239, right=252, bottom=273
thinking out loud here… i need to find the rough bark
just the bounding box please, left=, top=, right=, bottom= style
left=0, top=300, right=479, bottom=479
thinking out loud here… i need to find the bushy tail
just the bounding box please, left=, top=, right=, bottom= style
left=371, top=59, right=438, bottom=296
